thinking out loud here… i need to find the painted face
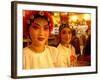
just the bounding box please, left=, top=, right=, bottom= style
left=29, top=17, right=49, bottom=46
left=60, top=27, right=72, bottom=44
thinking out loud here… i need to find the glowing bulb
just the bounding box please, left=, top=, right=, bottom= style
left=83, top=14, right=91, bottom=21
left=71, top=15, right=78, bottom=22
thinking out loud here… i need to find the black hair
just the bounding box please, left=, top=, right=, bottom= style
left=59, top=23, right=70, bottom=33
left=71, top=29, right=76, bottom=36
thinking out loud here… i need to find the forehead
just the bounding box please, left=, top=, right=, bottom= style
left=34, top=17, right=48, bottom=23
left=61, top=27, right=71, bottom=32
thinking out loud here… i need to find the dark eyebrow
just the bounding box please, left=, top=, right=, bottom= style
left=33, top=23, right=40, bottom=26
left=33, top=23, right=49, bottom=27
left=44, top=24, right=49, bottom=27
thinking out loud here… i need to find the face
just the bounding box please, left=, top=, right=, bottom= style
left=60, top=27, right=72, bottom=44
left=29, top=17, right=49, bottom=46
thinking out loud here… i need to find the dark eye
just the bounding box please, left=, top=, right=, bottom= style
left=62, top=30, right=66, bottom=34
left=32, top=26, right=39, bottom=30
left=68, top=31, right=71, bottom=34
left=44, top=26, right=49, bottom=30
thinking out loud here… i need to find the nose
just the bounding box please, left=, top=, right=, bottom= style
left=38, top=28, right=44, bottom=36
left=65, top=33, right=69, bottom=37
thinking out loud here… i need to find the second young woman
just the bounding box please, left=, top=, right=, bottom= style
left=57, top=24, right=77, bottom=67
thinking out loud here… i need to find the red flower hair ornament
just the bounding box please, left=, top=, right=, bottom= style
left=70, top=54, right=76, bottom=64
left=23, top=11, right=54, bottom=38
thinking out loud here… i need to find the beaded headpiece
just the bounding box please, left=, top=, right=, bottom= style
left=23, top=11, right=53, bottom=38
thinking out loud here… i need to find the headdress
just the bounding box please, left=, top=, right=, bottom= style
left=59, top=23, right=69, bottom=33
left=23, top=10, right=53, bottom=38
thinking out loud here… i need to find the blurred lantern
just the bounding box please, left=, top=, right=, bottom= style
left=60, top=12, right=68, bottom=24
left=83, top=14, right=91, bottom=30
left=86, top=20, right=91, bottom=30
left=70, top=15, right=78, bottom=22
left=83, top=14, right=91, bottom=21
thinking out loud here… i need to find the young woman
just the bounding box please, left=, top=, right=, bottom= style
left=57, top=24, right=77, bottom=67
left=23, top=11, right=59, bottom=69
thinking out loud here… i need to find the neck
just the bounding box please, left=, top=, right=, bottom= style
left=61, top=42, right=70, bottom=48
left=29, top=43, right=45, bottom=53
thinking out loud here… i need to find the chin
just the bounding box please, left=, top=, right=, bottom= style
left=37, top=42, right=46, bottom=46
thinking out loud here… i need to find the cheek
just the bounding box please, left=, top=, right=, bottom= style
left=61, top=33, right=66, bottom=37
left=60, top=34, right=65, bottom=41
left=29, top=29, right=37, bottom=39
left=69, top=34, right=72, bottom=39
left=44, top=30, right=49, bottom=36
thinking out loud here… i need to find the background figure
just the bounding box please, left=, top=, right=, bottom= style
left=71, top=29, right=81, bottom=56
left=83, top=34, right=91, bottom=56
left=79, top=33, right=87, bottom=56
left=57, top=24, right=77, bottom=67
left=82, top=34, right=91, bottom=66
left=83, top=29, right=91, bottom=56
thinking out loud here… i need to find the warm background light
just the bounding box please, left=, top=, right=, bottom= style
left=70, top=15, right=78, bottom=22
left=83, top=14, right=91, bottom=21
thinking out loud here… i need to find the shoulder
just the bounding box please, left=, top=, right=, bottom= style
left=57, top=44, right=64, bottom=52
left=47, top=46, right=58, bottom=51
left=57, top=44, right=62, bottom=49
left=23, top=47, right=30, bottom=52
left=46, top=46, right=58, bottom=55
left=71, top=45, right=75, bottom=51
left=23, top=47, right=32, bottom=56
left=71, top=45, right=76, bottom=54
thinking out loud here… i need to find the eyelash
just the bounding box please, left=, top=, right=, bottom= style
left=32, top=26, right=49, bottom=30
left=44, top=26, right=49, bottom=30
left=32, top=26, right=39, bottom=30
left=62, top=31, right=66, bottom=34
